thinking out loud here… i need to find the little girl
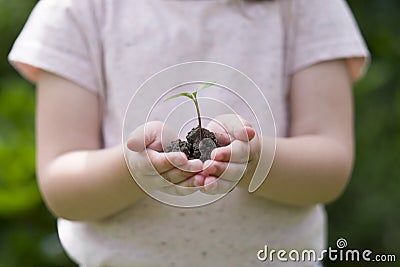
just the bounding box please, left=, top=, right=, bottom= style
left=9, top=0, right=368, bottom=266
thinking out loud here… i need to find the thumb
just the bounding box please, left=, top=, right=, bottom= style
left=212, top=114, right=255, bottom=143
left=127, top=121, right=165, bottom=152
left=236, top=126, right=256, bottom=142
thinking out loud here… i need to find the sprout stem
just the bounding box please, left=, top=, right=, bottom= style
left=193, top=98, right=203, bottom=140
left=165, top=81, right=216, bottom=141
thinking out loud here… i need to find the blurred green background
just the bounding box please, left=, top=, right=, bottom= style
left=0, top=1, right=398, bottom=266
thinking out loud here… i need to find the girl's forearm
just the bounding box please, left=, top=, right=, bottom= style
left=239, top=135, right=353, bottom=206
left=40, top=133, right=353, bottom=220
left=38, top=145, right=145, bottom=221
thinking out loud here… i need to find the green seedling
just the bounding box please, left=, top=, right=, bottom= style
left=164, top=82, right=215, bottom=140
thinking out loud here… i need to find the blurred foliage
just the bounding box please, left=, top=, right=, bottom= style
left=0, top=78, right=38, bottom=215
left=0, top=0, right=76, bottom=266
left=325, top=1, right=400, bottom=266
left=0, top=0, right=36, bottom=75
left=0, top=0, right=399, bottom=267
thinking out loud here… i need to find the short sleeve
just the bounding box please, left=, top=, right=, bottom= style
left=8, top=0, right=104, bottom=94
left=283, top=0, right=370, bottom=82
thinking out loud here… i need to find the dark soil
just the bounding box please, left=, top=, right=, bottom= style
left=165, top=126, right=220, bottom=162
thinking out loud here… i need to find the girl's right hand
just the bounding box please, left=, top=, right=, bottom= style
left=126, top=121, right=204, bottom=196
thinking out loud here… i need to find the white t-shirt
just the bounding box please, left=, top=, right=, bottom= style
left=9, top=0, right=368, bottom=266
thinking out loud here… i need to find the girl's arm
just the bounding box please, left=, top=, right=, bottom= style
left=245, top=59, right=355, bottom=206
left=36, top=71, right=144, bottom=221
left=206, top=59, right=355, bottom=206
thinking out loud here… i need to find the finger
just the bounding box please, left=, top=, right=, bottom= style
left=127, top=121, right=176, bottom=152
left=193, top=174, right=206, bottom=187
left=211, top=114, right=255, bottom=142
left=210, top=140, right=250, bottom=163
left=167, top=158, right=203, bottom=173
left=213, top=132, right=231, bottom=146
left=200, top=176, right=237, bottom=195
left=243, top=127, right=256, bottom=142
left=177, top=174, right=203, bottom=187
left=159, top=177, right=200, bottom=196
left=202, top=160, right=226, bottom=177
left=139, top=174, right=199, bottom=196
left=206, top=120, right=231, bottom=146
left=161, top=160, right=203, bottom=184
left=127, top=122, right=162, bottom=152
left=147, top=149, right=188, bottom=174
left=208, top=125, right=255, bottom=145
left=162, top=170, right=196, bottom=184
left=202, top=160, right=247, bottom=182
left=203, top=176, right=218, bottom=191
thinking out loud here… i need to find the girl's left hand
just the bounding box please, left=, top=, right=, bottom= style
left=127, top=121, right=203, bottom=196
left=197, top=114, right=261, bottom=194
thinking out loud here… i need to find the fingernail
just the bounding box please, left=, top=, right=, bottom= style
left=244, top=126, right=255, bottom=140
left=194, top=175, right=204, bottom=186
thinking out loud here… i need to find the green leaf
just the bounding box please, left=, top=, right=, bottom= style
left=195, top=81, right=216, bottom=94
left=164, top=92, right=193, bottom=102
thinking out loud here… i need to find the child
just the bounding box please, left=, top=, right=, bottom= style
left=9, top=0, right=368, bottom=266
